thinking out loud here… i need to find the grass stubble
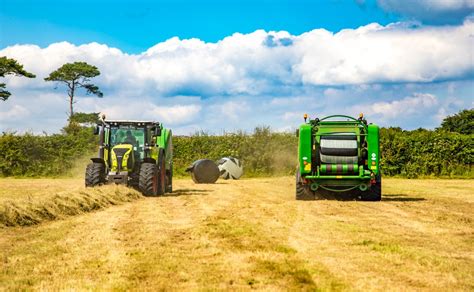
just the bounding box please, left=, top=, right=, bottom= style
left=0, top=177, right=472, bottom=290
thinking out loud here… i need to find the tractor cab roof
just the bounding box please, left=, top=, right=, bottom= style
left=103, top=120, right=160, bottom=127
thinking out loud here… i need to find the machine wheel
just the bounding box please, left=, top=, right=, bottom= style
left=85, top=162, right=105, bottom=187
left=139, top=149, right=166, bottom=196
left=295, top=167, right=315, bottom=200
left=139, top=163, right=158, bottom=196
left=139, top=160, right=165, bottom=196
left=165, top=166, right=173, bottom=193
left=361, top=175, right=382, bottom=201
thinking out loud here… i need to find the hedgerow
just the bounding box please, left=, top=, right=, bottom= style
left=0, top=110, right=472, bottom=178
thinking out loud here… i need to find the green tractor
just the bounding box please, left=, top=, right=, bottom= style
left=85, top=119, right=173, bottom=196
left=296, top=114, right=381, bottom=201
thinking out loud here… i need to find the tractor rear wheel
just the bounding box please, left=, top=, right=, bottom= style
left=165, top=166, right=173, bottom=193
left=296, top=167, right=315, bottom=200
left=361, top=175, right=382, bottom=201
left=85, top=162, right=105, bottom=187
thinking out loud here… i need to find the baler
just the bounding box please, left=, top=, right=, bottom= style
left=296, top=114, right=381, bottom=201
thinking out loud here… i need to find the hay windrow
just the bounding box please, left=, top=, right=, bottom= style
left=0, top=185, right=142, bottom=227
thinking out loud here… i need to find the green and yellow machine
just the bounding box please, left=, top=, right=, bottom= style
left=296, top=114, right=381, bottom=201
left=85, top=118, right=173, bottom=196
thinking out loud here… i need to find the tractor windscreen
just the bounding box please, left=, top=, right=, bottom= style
left=110, top=126, right=146, bottom=159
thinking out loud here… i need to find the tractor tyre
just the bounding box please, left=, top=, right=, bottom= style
left=85, top=162, right=105, bottom=187
left=139, top=151, right=166, bottom=196
left=157, top=149, right=166, bottom=195
left=295, top=167, right=315, bottom=200
left=361, top=175, right=382, bottom=201
left=139, top=163, right=158, bottom=196
left=165, top=166, right=173, bottom=193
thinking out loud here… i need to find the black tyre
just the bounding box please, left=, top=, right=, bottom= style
left=139, top=150, right=166, bottom=196
left=139, top=163, right=158, bottom=196
left=85, top=162, right=106, bottom=187
left=361, top=175, right=382, bottom=201
left=157, top=149, right=166, bottom=195
left=165, top=165, right=173, bottom=193
left=296, top=167, right=315, bottom=200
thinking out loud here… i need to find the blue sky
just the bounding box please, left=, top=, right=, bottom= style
left=0, top=0, right=473, bottom=134
left=1, top=0, right=400, bottom=53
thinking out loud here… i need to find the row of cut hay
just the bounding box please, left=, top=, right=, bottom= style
left=0, top=185, right=142, bottom=227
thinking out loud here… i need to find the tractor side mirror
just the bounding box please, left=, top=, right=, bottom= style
left=93, top=125, right=100, bottom=135
left=154, top=127, right=162, bottom=136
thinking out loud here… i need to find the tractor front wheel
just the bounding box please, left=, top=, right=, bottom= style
left=295, top=167, right=315, bottom=200
left=85, top=162, right=105, bottom=187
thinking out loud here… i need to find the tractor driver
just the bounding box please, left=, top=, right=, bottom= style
left=123, top=130, right=137, bottom=145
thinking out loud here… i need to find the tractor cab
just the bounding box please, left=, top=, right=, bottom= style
left=98, top=120, right=162, bottom=172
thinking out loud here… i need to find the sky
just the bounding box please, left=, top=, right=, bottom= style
left=0, top=0, right=473, bottom=134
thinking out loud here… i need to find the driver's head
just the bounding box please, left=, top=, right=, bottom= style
left=126, top=130, right=133, bottom=137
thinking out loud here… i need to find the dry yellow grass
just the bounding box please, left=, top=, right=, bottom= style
left=0, top=179, right=142, bottom=226
left=0, top=177, right=473, bottom=291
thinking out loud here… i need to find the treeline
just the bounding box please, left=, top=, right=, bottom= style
left=0, top=110, right=472, bottom=178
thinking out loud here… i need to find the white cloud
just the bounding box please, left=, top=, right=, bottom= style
left=0, top=105, right=29, bottom=121
left=347, top=92, right=467, bottom=130
left=295, top=20, right=473, bottom=85
left=0, top=21, right=473, bottom=133
left=377, top=0, right=474, bottom=23
left=149, top=104, right=202, bottom=125
left=358, top=93, right=438, bottom=119
left=379, top=0, right=474, bottom=12
left=2, top=20, right=473, bottom=95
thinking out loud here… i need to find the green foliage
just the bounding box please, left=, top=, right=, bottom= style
left=44, top=62, right=103, bottom=119
left=69, top=112, right=100, bottom=124
left=173, top=127, right=297, bottom=177
left=380, top=127, right=473, bottom=178
left=0, top=112, right=472, bottom=178
left=0, top=127, right=97, bottom=177
left=172, top=126, right=472, bottom=178
left=438, top=108, right=474, bottom=134
left=0, top=56, right=36, bottom=101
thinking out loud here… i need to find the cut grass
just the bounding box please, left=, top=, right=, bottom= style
left=0, top=181, right=142, bottom=226
left=0, top=177, right=473, bottom=290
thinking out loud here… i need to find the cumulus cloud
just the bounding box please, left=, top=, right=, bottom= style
left=2, top=20, right=473, bottom=94
left=0, top=104, right=29, bottom=121
left=377, top=0, right=474, bottom=23
left=0, top=21, right=473, bottom=133
left=354, top=93, right=438, bottom=120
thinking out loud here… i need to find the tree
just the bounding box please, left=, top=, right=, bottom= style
left=44, top=62, right=103, bottom=120
left=69, top=112, right=100, bottom=125
left=0, top=56, right=36, bottom=101
left=438, top=109, right=474, bottom=135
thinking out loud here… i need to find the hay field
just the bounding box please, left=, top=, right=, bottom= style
left=1, top=177, right=473, bottom=290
